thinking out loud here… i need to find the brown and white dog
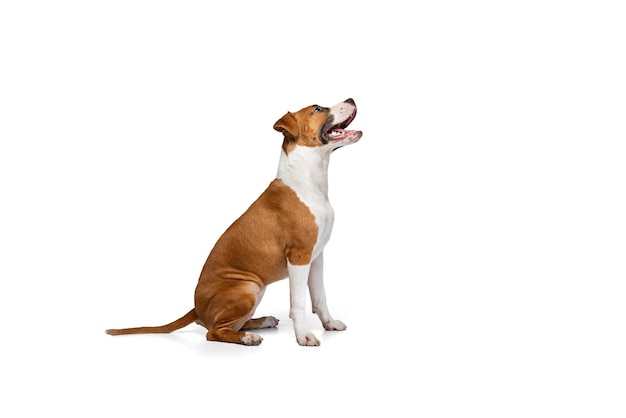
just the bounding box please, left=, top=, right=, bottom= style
left=106, top=98, right=362, bottom=346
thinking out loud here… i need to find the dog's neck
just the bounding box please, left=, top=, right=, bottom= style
left=277, top=145, right=331, bottom=197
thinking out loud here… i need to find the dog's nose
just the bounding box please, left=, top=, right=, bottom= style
left=345, top=98, right=355, bottom=105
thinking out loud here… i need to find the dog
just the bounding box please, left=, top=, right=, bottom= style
left=106, top=98, right=362, bottom=346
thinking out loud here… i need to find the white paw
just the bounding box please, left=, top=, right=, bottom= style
left=296, top=332, right=320, bottom=346
left=242, top=332, right=263, bottom=346
left=323, top=319, right=347, bottom=331
left=261, top=316, right=280, bottom=328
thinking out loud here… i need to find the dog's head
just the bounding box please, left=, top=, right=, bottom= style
left=273, top=98, right=362, bottom=154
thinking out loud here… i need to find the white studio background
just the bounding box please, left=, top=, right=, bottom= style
left=1, top=1, right=625, bottom=417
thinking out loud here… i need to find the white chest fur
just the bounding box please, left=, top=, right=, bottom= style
left=276, top=146, right=335, bottom=261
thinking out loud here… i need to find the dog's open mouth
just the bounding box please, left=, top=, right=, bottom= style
left=322, top=109, right=358, bottom=142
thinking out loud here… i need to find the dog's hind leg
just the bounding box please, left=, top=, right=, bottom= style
left=202, top=282, right=267, bottom=346
left=242, top=316, right=279, bottom=330
left=206, top=326, right=264, bottom=346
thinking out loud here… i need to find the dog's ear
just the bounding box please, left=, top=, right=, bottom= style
left=273, top=112, right=299, bottom=141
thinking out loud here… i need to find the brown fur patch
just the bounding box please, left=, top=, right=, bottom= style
left=193, top=179, right=318, bottom=328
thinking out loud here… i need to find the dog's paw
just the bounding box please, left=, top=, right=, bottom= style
left=242, top=332, right=263, bottom=346
left=261, top=316, right=280, bottom=328
left=296, top=332, right=320, bottom=346
left=323, top=319, right=347, bottom=331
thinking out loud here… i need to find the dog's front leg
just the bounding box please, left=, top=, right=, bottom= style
left=308, top=253, right=347, bottom=331
left=288, top=262, right=320, bottom=346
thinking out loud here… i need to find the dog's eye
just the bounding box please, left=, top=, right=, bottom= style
left=313, top=106, right=323, bottom=113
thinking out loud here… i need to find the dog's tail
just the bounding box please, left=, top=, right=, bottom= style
left=105, top=308, right=197, bottom=336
